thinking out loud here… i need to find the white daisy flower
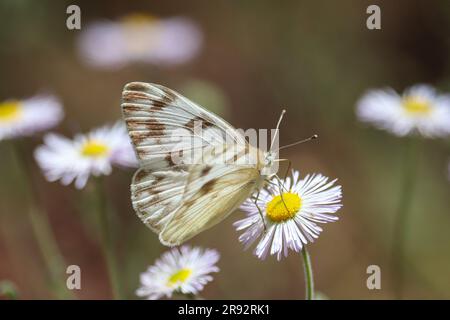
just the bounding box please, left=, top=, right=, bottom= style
left=136, top=246, right=220, bottom=300
left=234, top=171, right=342, bottom=261
left=78, top=13, right=202, bottom=69
left=356, top=84, right=450, bottom=137
left=34, top=122, right=138, bottom=189
left=0, top=94, right=63, bottom=141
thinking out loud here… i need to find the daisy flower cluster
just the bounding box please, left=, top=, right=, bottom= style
left=137, top=246, right=220, bottom=300
left=78, top=13, right=202, bottom=69
left=34, top=122, right=138, bottom=189
left=0, top=94, right=63, bottom=141
left=234, top=170, right=343, bottom=260
left=356, top=84, right=450, bottom=138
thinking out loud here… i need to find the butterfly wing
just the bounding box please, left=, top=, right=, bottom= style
left=159, top=165, right=260, bottom=246
left=130, top=166, right=188, bottom=233
left=122, top=82, right=246, bottom=167
left=122, top=82, right=259, bottom=243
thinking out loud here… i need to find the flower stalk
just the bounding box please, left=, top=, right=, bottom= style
left=9, top=140, right=73, bottom=299
left=94, top=176, right=123, bottom=299
left=301, top=246, right=314, bottom=300
left=391, top=137, right=419, bottom=299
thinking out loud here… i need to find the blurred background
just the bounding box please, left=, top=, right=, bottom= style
left=0, top=0, right=450, bottom=299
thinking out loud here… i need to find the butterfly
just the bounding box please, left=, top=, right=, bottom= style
left=122, top=82, right=290, bottom=246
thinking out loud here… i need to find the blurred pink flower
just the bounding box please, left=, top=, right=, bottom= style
left=357, top=84, right=450, bottom=138
left=0, top=94, right=63, bottom=141
left=78, top=14, right=203, bottom=69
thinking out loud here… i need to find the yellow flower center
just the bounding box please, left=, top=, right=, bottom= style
left=81, top=140, right=109, bottom=158
left=266, top=192, right=301, bottom=222
left=167, top=268, right=192, bottom=286
left=121, top=13, right=159, bottom=56
left=402, top=96, right=431, bottom=115
left=0, top=100, right=22, bottom=122
left=121, top=13, right=158, bottom=26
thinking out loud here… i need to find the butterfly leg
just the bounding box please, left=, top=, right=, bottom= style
left=265, top=178, right=288, bottom=193
left=273, top=175, right=290, bottom=213
left=264, top=175, right=290, bottom=217
left=253, top=190, right=267, bottom=232
left=283, top=160, right=291, bottom=185
left=273, top=158, right=292, bottom=187
left=273, top=174, right=289, bottom=192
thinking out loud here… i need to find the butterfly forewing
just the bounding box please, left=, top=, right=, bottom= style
left=122, top=82, right=245, bottom=166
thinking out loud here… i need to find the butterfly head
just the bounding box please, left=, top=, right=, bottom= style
left=260, top=150, right=278, bottom=177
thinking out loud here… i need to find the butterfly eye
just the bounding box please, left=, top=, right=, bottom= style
left=265, top=152, right=275, bottom=164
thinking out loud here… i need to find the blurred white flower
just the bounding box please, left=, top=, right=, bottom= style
left=34, top=122, right=138, bottom=189
left=78, top=13, right=202, bottom=69
left=136, top=246, right=219, bottom=300
left=0, top=94, right=63, bottom=141
left=356, top=84, right=450, bottom=137
left=234, top=171, right=342, bottom=261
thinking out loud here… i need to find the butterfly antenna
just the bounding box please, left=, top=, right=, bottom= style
left=277, top=134, right=318, bottom=152
left=269, top=109, right=286, bottom=152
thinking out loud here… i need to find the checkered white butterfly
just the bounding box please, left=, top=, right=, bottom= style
left=122, top=82, right=294, bottom=246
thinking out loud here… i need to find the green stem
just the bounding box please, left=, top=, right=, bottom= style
left=9, top=140, right=73, bottom=299
left=27, top=207, right=70, bottom=298
left=94, top=177, right=122, bottom=299
left=391, top=138, right=419, bottom=299
left=301, top=246, right=314, bottom=300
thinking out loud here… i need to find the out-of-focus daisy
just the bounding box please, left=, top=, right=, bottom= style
left=78, top=13, right=202, bottom=69
left=356, top=84, right=450, bottom=137
left=0, top=94, right=63, bottom=141
left=136, top=246, right=219, bottom=300
left=34, top=122, right=137, bottom=189
left=234, top=171, right=342, bottom=261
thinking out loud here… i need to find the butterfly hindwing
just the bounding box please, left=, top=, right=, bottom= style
left=131, top=166, right=188, bottom=232
left=159, top=165, right=260, bottom=246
